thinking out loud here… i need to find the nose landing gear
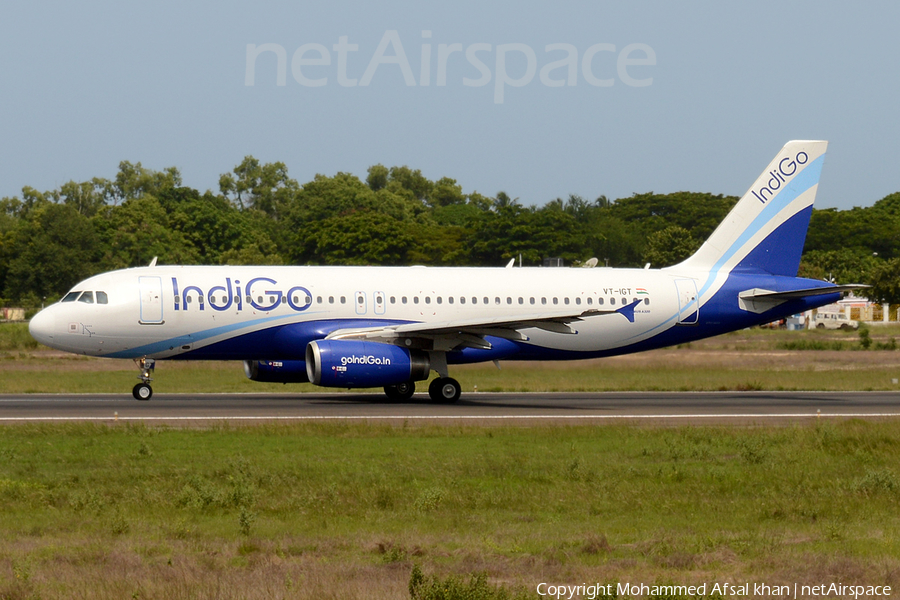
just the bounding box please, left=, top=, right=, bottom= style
left=132, top=357, right=155, bottom=400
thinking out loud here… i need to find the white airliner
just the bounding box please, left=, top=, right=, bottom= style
left=29, top=141, right=861, bottom=402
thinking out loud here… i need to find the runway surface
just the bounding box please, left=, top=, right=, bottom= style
left=1, top=391, right=899, bottom=423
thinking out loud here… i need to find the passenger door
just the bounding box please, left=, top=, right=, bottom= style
left=675, top=279, right=699, bottom=325
left=139, top=276, right=164, bottom=324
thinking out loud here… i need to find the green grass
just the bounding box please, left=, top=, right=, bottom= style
left=0, top=322, right=38, bottom=351
left=2, top=355, right=900, bottom=393
left=0, top=421, right=899, bottom=598
left=2, top=321, right=900, bottom=394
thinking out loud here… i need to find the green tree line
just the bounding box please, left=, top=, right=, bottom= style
left=2, top=157, right=899, bottom=306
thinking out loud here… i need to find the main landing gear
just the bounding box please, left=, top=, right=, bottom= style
left=132, top=357, right=155, bottom=400
left=428, top=377, right=461, bottom=403
left=382, top=377, right=462, bottom=403
left=384, top=381, right=416, bottom=401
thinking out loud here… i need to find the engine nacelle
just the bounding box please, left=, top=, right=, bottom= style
left=305, top=340, right=430, bottom=388
left=243, top=360, right=309, bottom=383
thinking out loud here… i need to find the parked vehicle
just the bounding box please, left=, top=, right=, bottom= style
left=813, top=312, right=858, bottom=330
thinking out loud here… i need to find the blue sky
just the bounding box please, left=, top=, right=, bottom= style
left=1, top=1, right=898, bottom=210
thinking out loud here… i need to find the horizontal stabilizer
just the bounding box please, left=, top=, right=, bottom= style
left=738, top=284, right=868, bottom=314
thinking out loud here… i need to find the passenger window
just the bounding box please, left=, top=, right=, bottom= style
left=186, top=296, right=193, bottom=304
left=518, top=298, right=524, bottom=305
left=507, top=297, right=512, bottom=305
left=402, top=297, right=408, bottom=304
left=436, top=297, right=442, bottom=304
left=564, top=298, right=570, bottom=305
left=495, top=297, right=501, bottom=305
left=340, top=297, right=346, bottom=304
left=78, top=291, right=94, bottom=304
left=541, top=298, right=547, bottom=305
left=644, top=298, right=650, bottom=305
left=329, top=296, right=334, bottom=304
left=610, top=298, right=616, bottom=305
left=621, top=297, right=627, bottom=305
left=317, top=296, right=323, bottom=304
left=552, top=298, right=558, bottom=305
left=390, top=296, right=396, bottom=304
left=575, top=298, right=581, bottom=305
left=414, top=297, right=419, bottom=304
left=598, top=298, right=604, bottom=305
left=587, top=298, right=592, bottom=305
left=425, top=297, right=431, bottom=304
left=62, top=291, right=81, bottom=302
left=483, top=297, right=488, bottom=304
left=357, top=296, right=364, bottom=304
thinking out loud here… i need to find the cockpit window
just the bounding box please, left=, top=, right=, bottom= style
left=62, top=291, right=81, bottom=302
left=96, top=291, right=108, bottom=304
left=77, top=291, right=94, bottom=304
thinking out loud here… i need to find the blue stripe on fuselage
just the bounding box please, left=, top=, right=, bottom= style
left=170, top=319, right=413, bottom=360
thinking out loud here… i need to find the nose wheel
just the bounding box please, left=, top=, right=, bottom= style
left=132, top=357, right=155, bottom=401
left=133, top=383, right=153, bottom=400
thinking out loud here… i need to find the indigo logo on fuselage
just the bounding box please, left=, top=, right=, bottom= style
left=171, top=277, right=312, bottom=312
left=751, top=151, right=809, bottom=204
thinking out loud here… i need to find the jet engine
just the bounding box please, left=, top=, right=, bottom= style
left=243, top=359, right=309, bottom=383
left=305, top=340, right=430, bottom=388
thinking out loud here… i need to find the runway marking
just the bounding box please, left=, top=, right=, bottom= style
left=1, top=413, right=900, bottom=422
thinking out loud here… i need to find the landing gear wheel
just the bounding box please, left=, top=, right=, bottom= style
left=133, top=383, right=153, bottom=401
left=428, top=377, right=461, bottom=403
left=384, top=381, right=416, bottom=401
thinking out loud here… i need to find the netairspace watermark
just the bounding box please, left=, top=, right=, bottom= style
left=244, top=30, right=656, bottom=104
left=536, top=582, right=893, bottom=600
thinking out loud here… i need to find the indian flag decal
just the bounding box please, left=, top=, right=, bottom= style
left=637, top=288, right=649, bottom=295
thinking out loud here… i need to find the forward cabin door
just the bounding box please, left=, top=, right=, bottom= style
left=139, top=276, right=164, bottom=324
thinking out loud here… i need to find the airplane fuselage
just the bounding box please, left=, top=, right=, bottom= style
left=31, top=264, right=835, bottom=362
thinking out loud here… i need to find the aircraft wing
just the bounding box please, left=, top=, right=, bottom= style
left=324, top=299, right=643, bottom=352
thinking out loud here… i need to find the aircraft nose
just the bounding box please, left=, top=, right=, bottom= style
left=28, top=308, right=57, bottom=346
